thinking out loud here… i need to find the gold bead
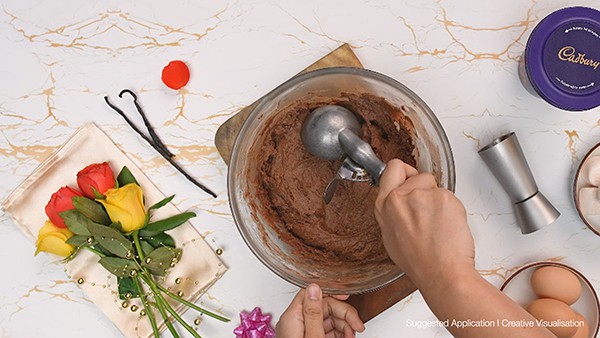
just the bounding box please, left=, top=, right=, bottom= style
left=130, top=305, right=138, bottom=312
left=145, top=257, right=152, bottom=264
left=86, top=237, right=94, bottom=244
left=175, top=277, right=182, bottom=284
left=216, top=248, right=223, bottom=255
left=194, top=318, right=201, bottom=325
left=125, top=292, right=132, bottom=299
left=170, top=262, right=176, bottom=268
left=122, top=301, right=129, bottom=308
left=177, top=291, right=184, bottom=297
left=129, top=270, right=137, bottom=277
left=76, top=278, right=84, bottom=285
left=140, top=310, right=146, bottom=316
left=126, top=251, right=133, bottom=258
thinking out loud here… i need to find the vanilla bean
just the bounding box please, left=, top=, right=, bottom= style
left=104, top=90, right=217, bottom=198
left=104, top=96, right=160, bottom=155
left=118, top=89, right=174, bottom=158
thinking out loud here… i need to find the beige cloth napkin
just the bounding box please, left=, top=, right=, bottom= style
left=2, top=123, right=227, bottom=338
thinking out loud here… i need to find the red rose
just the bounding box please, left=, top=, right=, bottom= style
left=76, top=162, right=115, bottom=198
left=45, top=186, right=83, bottom=228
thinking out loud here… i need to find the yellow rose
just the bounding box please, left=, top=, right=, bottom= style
left=99, top=183, right=146, bottom=232
left=35, top=220, right=75, bottom=257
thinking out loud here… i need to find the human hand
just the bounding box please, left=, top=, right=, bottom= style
left=374, top=159, right=475, bottom=288
left=276, top=283, right=365, bottom=338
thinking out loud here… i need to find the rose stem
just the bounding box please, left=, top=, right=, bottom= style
left=134, top=231, right=227, bottom=323
left=140, top=273, right=198, bottom=338
left=155, top=283, right=230, bottom=322
left=132, top=230, right=144, bottom=260
left=83, top=245, right=106, bottom=257
left=133, top=275, right=160, bottom=337
left=152, top=287, right=180, bottom=338
left=134, top=230, right=188, bottom=337
left=155, top=288, right=203, bottom=338
left=132, top=230, right=178, bottom=337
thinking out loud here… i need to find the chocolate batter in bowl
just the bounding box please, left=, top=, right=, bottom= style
left=228, top=67, right=455, bottom=294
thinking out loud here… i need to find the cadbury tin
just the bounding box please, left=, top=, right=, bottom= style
left=519, top=7, right=600, bottom=111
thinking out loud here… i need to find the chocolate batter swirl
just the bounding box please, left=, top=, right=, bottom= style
left=248, top=93, right=416, bottom=267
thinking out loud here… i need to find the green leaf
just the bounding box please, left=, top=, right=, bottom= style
left=92, top=187, right=105, bottom=200
left=72, top=196, right=111, bottom=225
left=142, top=232, right=176, bottom=248
left=109, top=222, right=123, bottom=232
left=94, top=244, right=113, bottom=257
left=142, top=247, right=182, bottom=276
left=66, top=235, right=92, bottom=247
left=86, top=222, right=133, bottom=259
left=139, top=212, right=196, bottom=237
left=140, top=240, right=155, bottom=256
left=117, top=166, right=139, bottom=187
left=149, top=195, right=174, bottom=211
left=98, top=257, right=138, bottom=278
left=60, top=210, right=93, bottom=236
left=117, top=277, right=140, bottom=300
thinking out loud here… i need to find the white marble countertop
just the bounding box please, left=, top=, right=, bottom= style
left=2, top=0, right=600, bottom=337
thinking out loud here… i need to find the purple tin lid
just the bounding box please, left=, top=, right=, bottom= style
left=525, top=7, right=600, bottom=111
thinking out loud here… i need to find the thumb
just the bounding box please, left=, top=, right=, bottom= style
left=303, top=284, right=325, bottom=338
left=377, top=159, right=417, bottom=204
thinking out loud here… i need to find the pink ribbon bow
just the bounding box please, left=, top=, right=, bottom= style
left=233, top=307, right=276, bottom=338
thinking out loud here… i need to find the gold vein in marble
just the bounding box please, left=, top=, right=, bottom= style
left=276, top=6, right=345, bottom=45
left=565, top=130, right=580, bottom=165
left=395, top=294, right=416, bottom=313
left=14, top=65, right=63, bottom=125
left=4, top=8, right=228, bottom=55
left=370, top=1, right=537, bottom=66
left=164, top=89, right=191, bottom=126
left=198, top=208, right=232, bottom=217
left=11, top=279, right=92, bottom=318
left=172, top=145, right=220, bottom=164
left=478, top=266, right=518, bottom=280
left=462, top=131, right=481, bottom=149
left=435, top=0, right=536, bottom=62
left=200, top=291, right=227, bottom=318
left=468, top=211, right=510, bottom=222
left=478, top=256, right=565, bottom=281
left=0, top=139, right=59, bottom=163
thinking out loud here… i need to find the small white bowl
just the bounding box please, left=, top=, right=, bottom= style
left=500, top=261, right=600, bottom=337
left=574, top=142, right=600, bottom=236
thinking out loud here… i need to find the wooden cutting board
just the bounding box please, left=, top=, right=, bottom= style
left=214, top=43, right=417, bottom=322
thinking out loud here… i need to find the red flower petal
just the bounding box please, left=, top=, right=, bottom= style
left=162, top=60, right=190, bottom=90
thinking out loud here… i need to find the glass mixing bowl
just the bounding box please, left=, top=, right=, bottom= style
left=228, top=67, right=455, bottom=294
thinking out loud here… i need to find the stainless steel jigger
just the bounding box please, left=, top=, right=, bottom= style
left=301, top=105, right=386, bottom=203
left=478, top=132, right=560, bottom=234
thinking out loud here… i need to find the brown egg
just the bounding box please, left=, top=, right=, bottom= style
left=527, top=298, right=577, bottom=338
left=531, top=266, right=582, bottom=304
left=571, top=312, right=589, bottom=338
